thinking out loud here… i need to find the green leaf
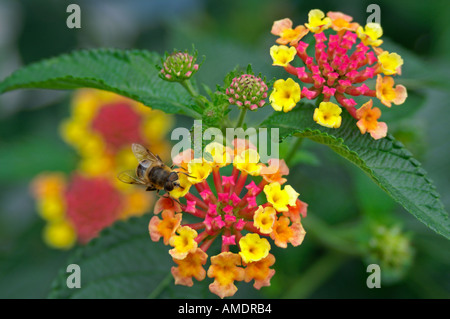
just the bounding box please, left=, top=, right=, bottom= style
left=0, top=49, right=200, bottom=118
left=48, top=215, right=211, bottom=299
left=261, top=103, right=450, bottom=239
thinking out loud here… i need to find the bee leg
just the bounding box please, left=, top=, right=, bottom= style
left=169, top=196, right=182, bottom=206
left=146, top=186, right=157, bottom=192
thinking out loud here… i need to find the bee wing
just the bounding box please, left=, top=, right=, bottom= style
left=117, top=170, right=145, bottom=185
left=132, top=143, right=164, bottom=166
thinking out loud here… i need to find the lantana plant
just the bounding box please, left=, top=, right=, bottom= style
left=270, top=9, right=407, bottom=139
left=0, top=8, right=447, bottom=299
left=149, top=140, right=307, bottom=297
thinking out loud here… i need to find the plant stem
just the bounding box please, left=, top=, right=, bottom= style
left=181, top=79, right=199, bottom=98
left=235, top=108, right=247, bottom=128
left=147, top=272, right=173, bottom=299
left=281, top=251, right=347, bottom=299
left=284, top=136, right=304, bottom=166
left=280, top=214, right=362, bottom=298
left=303, top=214, right=362, bottom=256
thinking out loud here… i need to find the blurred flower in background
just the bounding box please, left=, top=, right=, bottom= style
left=31, top=89, right=173, bottom=249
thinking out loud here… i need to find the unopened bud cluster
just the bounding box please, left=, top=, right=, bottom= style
left=160, top=51, right=199, bottom=82
left=226, top=74, right=268, bottom=110
left=366, top=225, right=413, bottom=282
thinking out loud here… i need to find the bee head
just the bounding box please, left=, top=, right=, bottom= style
left=164, top=172, right=182, bottom=192
left=164, top=182, right=175, bottom=192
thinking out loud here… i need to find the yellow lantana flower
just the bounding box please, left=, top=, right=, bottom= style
left=169, top=170, right=192, bottom=199
left=378, top=51, right=403, bottom=76
left=357, top=23, right=383, bottom=47
left=43, top=220, right=76, bottom=250
left=269, top=78, right=301, bottom=112
left=204, top=142, right=232, bottom=167
left=270, top=45, right=297, bottom=67
left=239, top=233, right=271, bottom=264
left=253, top=206, right=276, bottom=234
left=264, top=182, right=299, bottom=212
left=305, top=9, right=331, bottom=33
left=37, top=196, right=66, bottom=222
left=313, top=102, right=342, bottom=128
left=169, top=226, right=198, bottom=260
left=187, top=161, right=212, bottom=184
left=233, top=149, right=261, bottom=176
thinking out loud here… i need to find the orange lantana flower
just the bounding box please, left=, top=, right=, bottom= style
left=244, top=253, right=276, bottom=290
left=356, top=100, right=388, bottom=140
left=271, top=18, right=309, bottom=46
left=376, top=75, right=407, bottom=107
left=207, top=252, right=245, bottom=299
left=171, top=248, right=208, bottom=287
left=149, top=210, right=182, bottom=245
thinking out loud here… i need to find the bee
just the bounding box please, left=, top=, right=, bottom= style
left=118, top=143, right=182, bottom=193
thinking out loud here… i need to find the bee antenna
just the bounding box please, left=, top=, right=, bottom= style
left=181, top=172, right=195, bottom=178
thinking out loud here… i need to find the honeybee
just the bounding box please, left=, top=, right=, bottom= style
left=118, top=143, right=182, bottom=193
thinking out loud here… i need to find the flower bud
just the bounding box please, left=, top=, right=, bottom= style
left=160, top=51, right=199, bottom=82
left=365, top=224, right=414, bottom=283
left=226, top=74, right=268, bottom=110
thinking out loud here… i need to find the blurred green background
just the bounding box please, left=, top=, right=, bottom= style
left=0, top=0, right=449, bottom=298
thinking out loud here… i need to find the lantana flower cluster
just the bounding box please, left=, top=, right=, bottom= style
left=31, top=89, right=173, bottom=248
left=149, top=140, right=307, bottom=298
left=269, top=9, right=407, bottom=139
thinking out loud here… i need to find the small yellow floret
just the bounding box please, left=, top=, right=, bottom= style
left=169, top=226, right=198, bottom=260
left=239, top=233, right=271, bottom=264
left=313, top=102, right=342, bottom=128
left=187, top=162, right=212, bottom=184
left=270, top=45, right=297, bottom=67
left=43, top=220, right=76, bottom=249
left=378, top=51, right=403, bottom=76
left=305, top=9, right=331, bottom=33
left=269, top=78, right=301, bottom=112
left=233, top=149, right=261, bottom=176
left=253, top=206, right=276, bottom=234
left=357, top=23, right=383, bottom=47
left=264, top=182, right=299, bottom=212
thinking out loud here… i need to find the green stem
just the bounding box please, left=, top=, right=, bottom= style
left=235, top=108, right=247, bottom=128
left=281, top=251, right=347, bottom=299
left=147, top=272, right=173, bottom=299
left=280, top=214, right=363, bottom=298
left=181, top=79, right=199, bottom=98
left=303, top=214, right=362, bottom=256
left=284, top=137, right=304, bottom=166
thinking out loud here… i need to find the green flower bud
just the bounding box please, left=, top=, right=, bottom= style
left=365, top=224, right=414, bottom=283
left=160, top=50, right=199, bottom=82
left=226, top=74, right=268, bottom=110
